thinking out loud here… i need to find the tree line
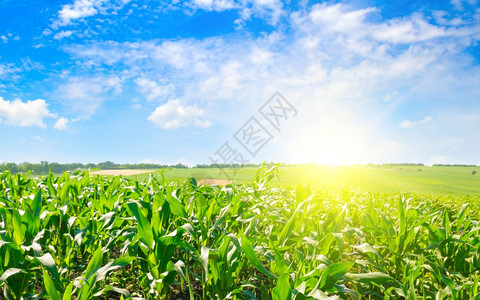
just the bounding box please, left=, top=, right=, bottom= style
left=0, top=161, right=188, bottom=175
left=2, top=161, right=476, bottom=175
left=0, top=161, right=265, bottom=175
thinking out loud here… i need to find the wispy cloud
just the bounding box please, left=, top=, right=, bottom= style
left=54, top=76, right=123, bottom=118
left=134, top=78, right=174, bottom=102
left=234, top=0, right=285, bottom=26
left=189, top=0, right=237, bottom=12
left=63, top=3, right=480, bottom=112
left=400, top=116, right=433, bottom=128
left=9, top=1, right=477, bottom=163
left=295, top=3, right=480, bottom=44
left=450, top=0, right=478, bottom=11
left=0, top=33, right=20, bottom=43
left=53, top=30, right=74, bottom=40
left=0, top=63, right=21, bottom=80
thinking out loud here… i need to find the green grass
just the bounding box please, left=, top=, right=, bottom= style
left=2, top=165, right=480, bottom=299
left=129, top=165, right=480, bottom=196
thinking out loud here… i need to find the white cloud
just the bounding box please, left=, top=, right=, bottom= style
left=400, top=116, right=433, bottom=128
left=235, top=0, right=285, bottom=26
left=309, top=4, right=375, bottom=34
left=53, top=30, right=74, bottom=40
left=54, top=117, right=69, bottom=130
left=295, top=3, right=478, bottom=46
left=0, top=97, right=56, bottom=128
left=57, top=0, right=102, bottom=26
left=63, top=4, right=480, bottom=109
left=63, top=40, right=137, bottom=65
left=373, top=15, right=447, bottom=44
left=159, top=0, right=284, bottom=26
left=63, top=4, right=480, bottom=124
left=152, top=40, right=207, bottom=69
left=53, top=0, right=130, bottom=28
left=451, top=0, right=463, bottom=10
left=60, top=3, right=480, bottom=163
left=450, top=0, right=477, bottom=10
left=148, top=99, right=211, bottom=129
left=190, top=0, right=237, bottom=11
left=134, top=78, right=173, bottom=102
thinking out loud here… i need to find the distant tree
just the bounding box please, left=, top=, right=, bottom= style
left=19, top=162, right=35, bottom=174
left=98, top=161, right=118, bottom=169
left=473, top=170, right=477, bottom=175
left=49, top=162, right=66, bottom=174
left=6, top=163, right=18, bottom=174
left=40, top=161, right=49, bottom=173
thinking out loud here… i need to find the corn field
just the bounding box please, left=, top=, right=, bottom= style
left=1, top=165, right=479, bottom=299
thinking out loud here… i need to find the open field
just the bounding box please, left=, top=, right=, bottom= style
left=108, top=165, right=480, bottom=196
left=1, top=166, right=480, bottom=299
left=89, top=170, right=233, bottom=186
left=197, top=178, right=233, bottom=186
left=90, top=169, right=154, bottom=176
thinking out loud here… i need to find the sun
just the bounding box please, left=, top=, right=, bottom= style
left=282, top=120, right=374, bottom=167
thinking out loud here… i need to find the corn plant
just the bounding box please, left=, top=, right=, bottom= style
left=1, top=166, right=479, bottom=299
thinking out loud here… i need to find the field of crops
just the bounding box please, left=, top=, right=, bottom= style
left=160, top=165, right=480, bottom=195
left=1, top=165, right=480, bottom=299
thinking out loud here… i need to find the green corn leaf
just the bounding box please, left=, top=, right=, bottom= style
left=201, top=246, right=210, bottom=282
left=470, top=293, right=480, bottom=300
left=43, top=269, right=61, bottom=300
left=46, top=171, right=57, bottom=196
left=239, top=233, right=277, bottom=279
left=30, top=188, right=42, bottom=218
left=37, top=253, right=60, bottom=281
left=261, top=282, right=272, bottom=300
left=84, top=247, right=103, bottom=280
left=166, top=193, right=187, bottom=218
left=319, top=261, right=355, bottom=290
left=443, top=209, right=451, bottom=238
left=11, top=210, right=25, bottom=246
left=353, top=243, right=383, bottom=260
left=456, top=203, right=468, bottom=233
left=345, top=272, right=394, bottom=284
left=127, top=201, right=154, bottom=249
left=0, top=268, right=24, bottom=281
left=62, top=282, right=74, bottom=300
left=272, top=273, right=292, bottom=300
left=94, top=286, right=131, bottom=298
left=0, top=240, right=10, bottom=249
left=172, top=260, right=187, bottom=281
left=398, top=196, right=406, bottom=234
left=96, top=257, right=135, bottom=281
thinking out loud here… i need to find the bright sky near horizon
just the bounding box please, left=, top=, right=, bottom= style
left=0, top=0, right=479, bottom=166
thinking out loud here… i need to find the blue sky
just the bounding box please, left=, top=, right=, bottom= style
left=0, top=0, right=479, bottom=166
